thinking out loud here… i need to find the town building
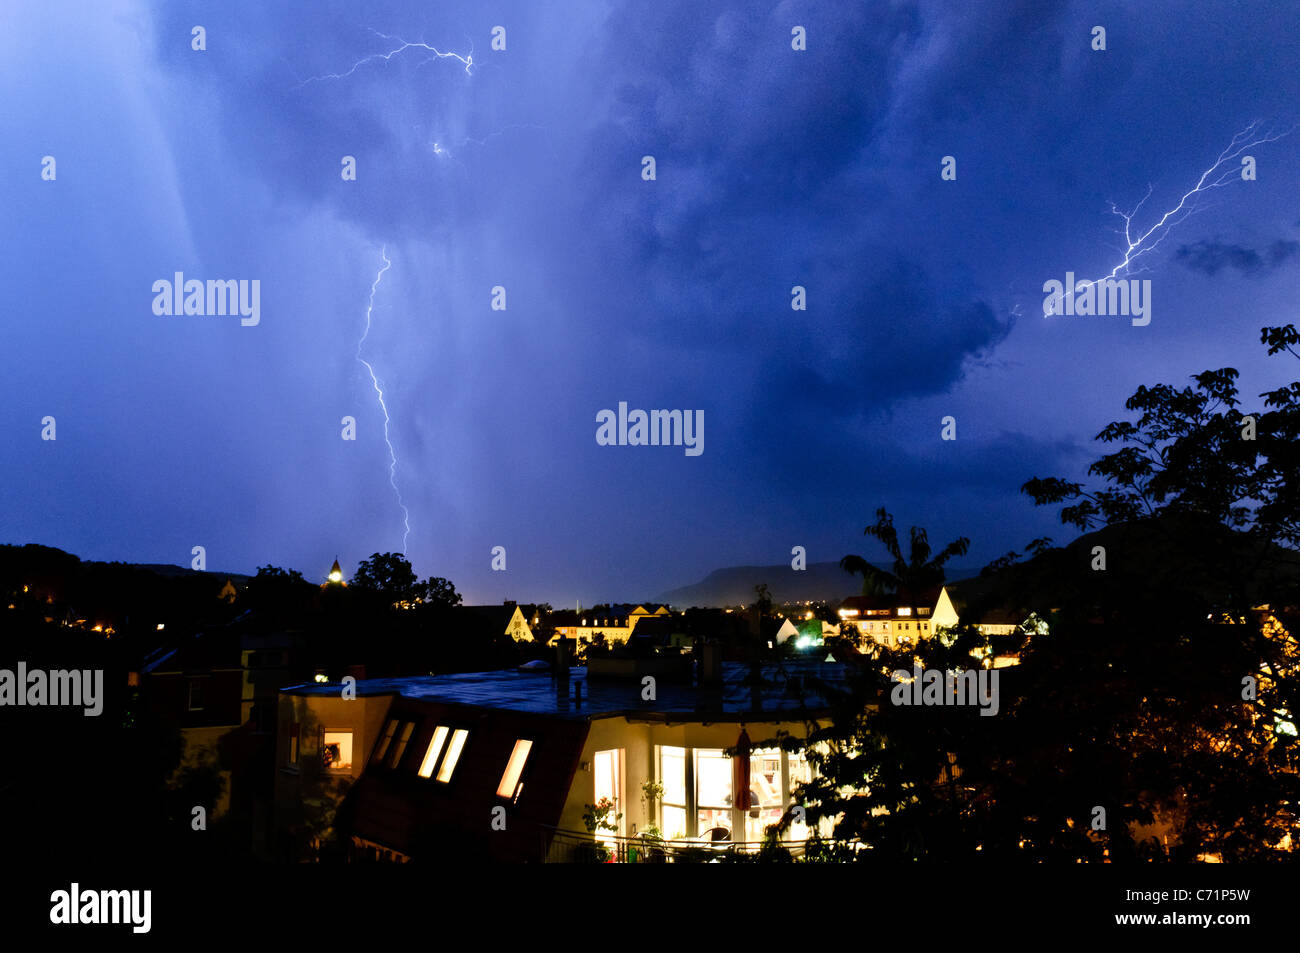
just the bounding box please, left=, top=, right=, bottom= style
left=271, top=655, right=842, bottom=862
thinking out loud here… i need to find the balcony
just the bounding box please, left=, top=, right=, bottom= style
left=540, top=826, right=814, bottom=863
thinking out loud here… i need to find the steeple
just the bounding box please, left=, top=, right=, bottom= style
left=326, top=557, right=345, bottom=586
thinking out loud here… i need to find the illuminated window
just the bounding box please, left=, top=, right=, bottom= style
left=288, top=722, right=300, bottom=765
left=593, top=748, right=625, bottom=841
left=437, top=729, right=468, bottom=782
left=322, top=731, right=353, bottom=771
left=496, top=739, right=533, bottom=799
left=656, top=744, right=821, bottom=843
left=418, top=726, right=450, bottom=778
left=695, top=748, right=733, bottom=836
left=897, top=607, right=912, bottom=616
left=373, top=719, right=398, bottom=763
left=387, top=722, right=415, bottom=768
left=658, top=745, right=688, bottom=839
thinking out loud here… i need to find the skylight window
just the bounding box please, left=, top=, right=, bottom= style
left=387, top=722, right=415, bottom=768
left=418, top=726, right=450, bottom=778
left=373, top=719, right=398, bottom=763
left=417, top=726, right=470, bottom=782
left=496, top=739, right=533, bottom=799
left=437, top=729, right=469, bottom=782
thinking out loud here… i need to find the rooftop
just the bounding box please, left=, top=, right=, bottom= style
left=283, top=660, right=845, bottom=721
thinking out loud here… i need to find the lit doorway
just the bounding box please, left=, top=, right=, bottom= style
left=593, top=748, right=625, bottom=842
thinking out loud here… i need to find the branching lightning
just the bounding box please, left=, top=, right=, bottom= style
left=294, top=28, right=472, bottom=89
left=357, top=247, right=411, bottom=555
left=1072, top=120, right=1292, bottom=297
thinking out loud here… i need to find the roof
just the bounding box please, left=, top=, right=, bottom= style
left=456, top=604, right=521, bottom=631
left=340, top=700, right=589, bottom=862
left=284, top=660, right=845, bottom=722
left=839, top=588, right=941, bottom=614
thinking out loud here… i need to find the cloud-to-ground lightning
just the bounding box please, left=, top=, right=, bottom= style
left=1048, top=120, right=1292, bottom=313
left=356, top=246, right=411, bottom=555
left=293, top=28, right=472, bottom=89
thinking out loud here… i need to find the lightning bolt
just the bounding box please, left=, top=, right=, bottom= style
left=357, top=246, right=411, bottom=555
left=1050, top=120, right=1292, bottom=311
left=293, top=28, right=472, bottom=88
left=429, top=123, right=559, bottom=165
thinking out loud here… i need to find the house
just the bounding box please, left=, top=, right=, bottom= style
left=838, top=588, right=1041, bottom=666
left=628, top=604, right=672, bottom=626
left=271, top=656, right=844, bottom=862
left=837, top=589, right=945, bottom=646
left=141, top=629, right=245, bottom=819
left=458, top=602, right=534, bottom=642
left=548, top=608, right=634, bottom=645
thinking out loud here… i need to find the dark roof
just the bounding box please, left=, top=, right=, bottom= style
left=341, top=699, right=588, bottom=862
left=976, top=608, right=1025, bottom=626
left=630, top=616, right=677, bottom=638
left=839, top=588, right=941, bottom=613
left=285, top=660, right=844, bottom=722
left=456, top=604, right=518, bottom=631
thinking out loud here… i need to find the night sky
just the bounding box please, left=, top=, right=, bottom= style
left=4, top=1, right=1298, bottom=605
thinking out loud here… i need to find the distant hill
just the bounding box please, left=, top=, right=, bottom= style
left=943, top=515, right=1300, bottom=614
left=133, top=563, right=252, bottom=586
left=658, top=561, right=981, bottom=608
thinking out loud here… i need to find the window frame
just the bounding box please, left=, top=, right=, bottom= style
left=320, top=729, right=355, bottom=773
left=496, top=738, right=534, bottom=802
left=416, top=724, right=470, bottom=784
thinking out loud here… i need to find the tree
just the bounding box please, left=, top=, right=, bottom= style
left=245, top=564, right=312, bottom=617
left=764, top=326, right=1300, bottom=861
left=350, top=553, right=419, bottom=604
left=839, top=508, right=970, bottom=598
left=416, top=576, right=462, bottom=608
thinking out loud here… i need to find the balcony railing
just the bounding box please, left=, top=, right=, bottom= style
left=540, top=826, right=814, bottom=863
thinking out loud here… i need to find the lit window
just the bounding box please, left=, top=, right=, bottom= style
left=496, top=739, right=533, bottom=799
left=897, top=607, right=912, bottom=616
left=418, top=726, right=449, bottom=778
left=288, top=722, right=300, bottom=765
left=387, top=722, right=415, bottom=768
left=322, top=731, right=353, bottom=771
left=437, top=729, right=469, bottom=782
left=373, top=719, right=398, bottom=763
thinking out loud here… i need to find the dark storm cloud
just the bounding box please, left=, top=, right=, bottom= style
left=6, top=0, right=1300, bottom=602
left=1175, top=238, right=1300, bottom=277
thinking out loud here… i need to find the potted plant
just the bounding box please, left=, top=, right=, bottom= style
left=578, top=797, right=622, bottom=862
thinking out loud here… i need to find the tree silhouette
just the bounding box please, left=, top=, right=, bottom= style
left=350, top=553, right=419, bottom=604
left=839, top=507, right=970, bottom=598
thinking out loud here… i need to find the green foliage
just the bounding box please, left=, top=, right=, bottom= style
left=350, top=552, right=419, bottom=603
left=416, top=575, right=462, bottom=607
left=779, top=325, right=1300, bottom=862
left=840, top=508, right=970, bottom=597
left=581, top=797, right=622, bottom=834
